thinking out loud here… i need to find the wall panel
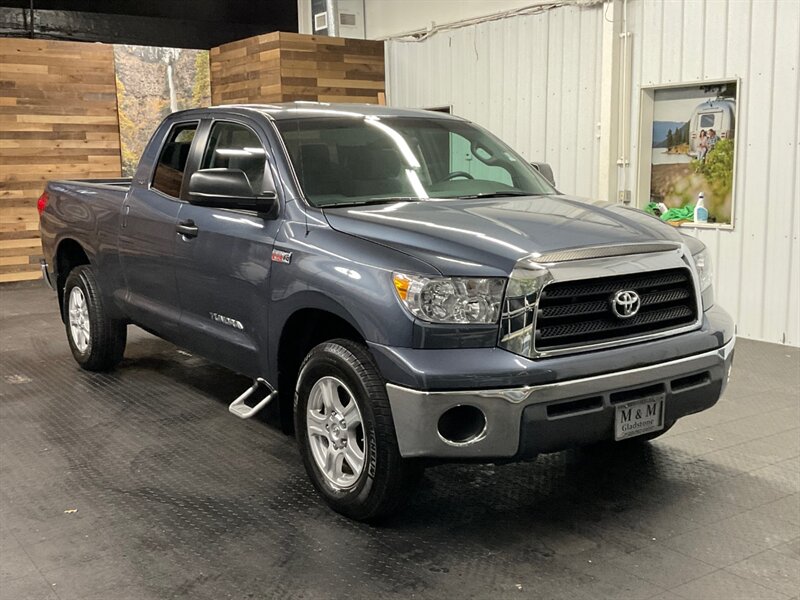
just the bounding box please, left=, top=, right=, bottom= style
left=386, top=0, right=799, bottom=345
left=385, top=4, right=604, bottom=199
left=627, top=0, right=800, bottom=345
left=210, top=32, right=384, bottom=105
left=0, top=38, right=121, bottom=283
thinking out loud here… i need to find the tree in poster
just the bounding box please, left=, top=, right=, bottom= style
left=115, top=76, right=139, bottom=175
left=192, top=53, right=210, bottom=108
left=693, top=138, right=733, bottom=201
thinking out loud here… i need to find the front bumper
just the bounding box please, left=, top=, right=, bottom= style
left=386, top=336, right=735, bottom=460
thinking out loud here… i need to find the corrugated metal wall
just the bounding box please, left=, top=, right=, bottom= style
left=385, top=0, right=800, bottom=346
left=626, top=0, right=800, bottom=345
left=386, top=4, right=604, bottom=199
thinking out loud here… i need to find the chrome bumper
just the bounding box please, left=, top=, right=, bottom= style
left=386, top=336, right=735, bottom=459
left=40, top=259, right=54, bottom=290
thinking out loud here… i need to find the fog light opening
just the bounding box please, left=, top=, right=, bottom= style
left=437, top=405, right=487, bottom=446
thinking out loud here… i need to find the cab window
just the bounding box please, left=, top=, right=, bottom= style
left=275, top=116, right=553, bottom=207
left=152, top=123, right=197, bottom=198
left=202, top=122, right=267, bottom=194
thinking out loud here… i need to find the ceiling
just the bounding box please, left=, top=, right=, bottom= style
left=0, top=0, right=299, bottom=48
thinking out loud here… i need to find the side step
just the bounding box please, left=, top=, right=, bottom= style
left=229, top=378, right=277, bottom=419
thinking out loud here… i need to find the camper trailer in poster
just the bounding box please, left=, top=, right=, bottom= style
left=689, top=98, right=736, bottom=158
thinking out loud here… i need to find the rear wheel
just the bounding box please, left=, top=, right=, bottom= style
left=63, top=265, right=126, bottom=371
left=295, top=339, right=422, bottom=521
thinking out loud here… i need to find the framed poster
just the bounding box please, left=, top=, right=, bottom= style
left=637, top=79, right=739, bottom=228
left=113, top=45, right=211, bottom=176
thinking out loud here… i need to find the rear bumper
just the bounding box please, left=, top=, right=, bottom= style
left=386, top=336, right=735, bottom=459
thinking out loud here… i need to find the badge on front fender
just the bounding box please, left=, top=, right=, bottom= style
left=271, top=249, right=292, bottom=264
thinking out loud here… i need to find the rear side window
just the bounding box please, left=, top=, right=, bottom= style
left=152, top=123, right=198, bottom=198
left=201, top=122, right=267, bottom=193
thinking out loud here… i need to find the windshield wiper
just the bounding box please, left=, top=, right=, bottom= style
left=449, top=191, right=536, bottom=200
left=318, top=197, right=423, bottom=208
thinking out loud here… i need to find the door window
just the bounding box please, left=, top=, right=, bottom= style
left=202, top=122, right=267, bottom=193
left=447, top=132, right=514, bottom=186
left=152, top=123, right=198, bottom=198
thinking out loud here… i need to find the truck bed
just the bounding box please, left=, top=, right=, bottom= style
left=40, top=177, right=134, bottom=286
left=48, top=177, right=132, bottom=191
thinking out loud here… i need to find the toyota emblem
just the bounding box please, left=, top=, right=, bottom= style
left=611, top=289, right=641, bottom=319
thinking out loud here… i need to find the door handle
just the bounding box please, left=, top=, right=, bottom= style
left=176, top=219, right=199, bottom=238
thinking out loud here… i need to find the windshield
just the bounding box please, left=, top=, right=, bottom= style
left=275, top=116, right=556, bottom=207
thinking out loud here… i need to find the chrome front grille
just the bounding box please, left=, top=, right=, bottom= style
left=498, top=246, right=702, bottom=358
left=499, top=287, right=538, bottom=356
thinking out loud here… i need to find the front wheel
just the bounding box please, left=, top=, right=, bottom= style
left=63, top=265, right=127, bottom=371
left=295, top=339, right=422, bottom=521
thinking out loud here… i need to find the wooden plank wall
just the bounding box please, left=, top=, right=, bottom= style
left=210, top=32, right=384, bottom=105
left=0, top=33, right=381, bottom=283
left=0, top=38, right=121, bottom=283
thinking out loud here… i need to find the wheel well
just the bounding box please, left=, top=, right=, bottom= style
left=277, top=308, right=364, bottom=433
left=55, top=239, right=90, bottom=318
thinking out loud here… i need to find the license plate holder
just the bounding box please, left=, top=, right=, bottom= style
left=614, top=394, right=665, bottom=441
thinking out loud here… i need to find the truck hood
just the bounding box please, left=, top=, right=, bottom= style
left=323, top=195, right=685, bottom=276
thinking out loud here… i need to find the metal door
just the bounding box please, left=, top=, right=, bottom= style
left=172, top=118, right=282, bottom=376
left=118, top=120, right=200, bottom=339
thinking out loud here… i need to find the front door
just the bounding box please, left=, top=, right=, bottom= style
left=118, top=120, right=199, bottom=339
left=173, top=119, right=281, bottom=376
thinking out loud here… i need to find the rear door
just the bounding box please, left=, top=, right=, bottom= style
left=119, top=120, right=200, bottom=338
left=172, top=118, right=282, bottom=376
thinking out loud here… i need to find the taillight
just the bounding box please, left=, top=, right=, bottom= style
left=37, top=191, right=48, bottom=216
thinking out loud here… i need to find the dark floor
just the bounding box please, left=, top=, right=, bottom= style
left=0, top=283, right=798, bottom=600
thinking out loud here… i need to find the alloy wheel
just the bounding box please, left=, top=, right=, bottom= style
left=306, top=376, right=366, bottom=489
left=68, top=287, right=90, bottom=353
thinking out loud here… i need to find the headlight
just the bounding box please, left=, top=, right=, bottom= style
left=692, top=248, right=714, bottom=309
left=693, top=248, right=713, bottom=291
left=392, top=272, right=506, bottom=324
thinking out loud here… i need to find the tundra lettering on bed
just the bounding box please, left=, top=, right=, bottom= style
left=38, top=103, right=735, bottom=521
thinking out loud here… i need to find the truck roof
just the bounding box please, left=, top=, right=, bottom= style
left=203, top=102, right=465, bottom=121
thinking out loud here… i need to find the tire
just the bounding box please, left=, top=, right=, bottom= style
left=294, top=339, right=422, bottom=521
left=63, top=265, right=127, bottom=372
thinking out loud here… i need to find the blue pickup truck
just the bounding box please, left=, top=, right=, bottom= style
left=38, top=103, right=735, bottom=520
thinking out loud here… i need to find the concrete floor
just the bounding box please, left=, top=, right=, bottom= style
left=1, top=282, right=798, bottom=600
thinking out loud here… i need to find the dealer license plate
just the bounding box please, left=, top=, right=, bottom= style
left=614, top=394, right=665, bottom=441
